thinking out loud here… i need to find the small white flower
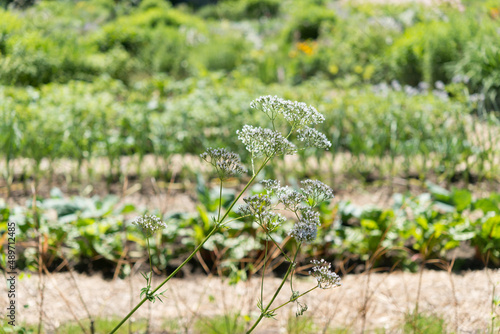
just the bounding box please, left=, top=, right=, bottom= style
left=309, top=259, right=341, bottom=289
left=289, top=220, right=317, bottom=243
left=132, top=215, right=166, bottom=236
left=300, top=180, right=334, bottom=206
left=297, top=127, right=331, bottom=149
left=240, top=194, right=286, bottom=231
left=250, top=95, right=325, bottom=128
left=289, top=207, right=321, bottom=243
left=280, top=99, right=325, bottom=127
left=200, top=147, right=247, bottom=179
left=237, top=125, right=296, bottom=157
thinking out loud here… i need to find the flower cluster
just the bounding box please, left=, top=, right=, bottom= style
left=237, top=125, right=296, bottom=158
left=261, top=179, right=305, bottom=212
left=250, top=95, right=325, bottom=128
left=309, top=259, right=342, bottom=289
left=289, top=219, right=317, bottom=243
left=297, top=126, right=332, bottom=149
left=240, top=194, right=286, bottom=231
left=300, top=180, right=334, bottom=207
left=200, top=147, right=247, bottom=179
left=289, top=207, right=321, bottom=243
left=250, top=95, right=282, bottom=122
left=279, top=100, right=325, bottom=128
left=132, top=215, right=167, bottom=236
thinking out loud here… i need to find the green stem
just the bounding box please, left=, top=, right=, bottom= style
left=217, top=180, right=223, bottom=222
left=269, top=286, right=317, bottom=314
left=146, top=237, right=152, bottom=285
left=110, top=157, right=271, bottom=334
left=110, top=224, right=220, bottom=334
left=267, top=233, right=291, bottom=262
left=247, top=244, right=301, bottom=334
left=260, top=235, right=269, bottom=307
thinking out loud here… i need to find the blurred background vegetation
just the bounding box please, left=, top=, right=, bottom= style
left=0, top=0, right=499, bottom=277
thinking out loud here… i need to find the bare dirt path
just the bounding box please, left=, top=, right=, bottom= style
left=3, top=269, right=498, bottom=333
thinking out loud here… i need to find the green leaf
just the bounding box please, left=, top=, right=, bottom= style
left=482, top=215, right=500, bottom=238
left=473, top=198, right=500, bottom=215
left=196, top=205, right=211, bottom=231
left=360, top=219, right=377, bottom=230
left=426, top=181, right=451, bottom=203
left=451, top=188, right=472, bottom=212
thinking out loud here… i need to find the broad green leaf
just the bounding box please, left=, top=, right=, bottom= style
left=473, top=198, right=500, bottom=215
left=451, top=188, right=472, bottom=212
left=361, top=219, right=378, bottom=230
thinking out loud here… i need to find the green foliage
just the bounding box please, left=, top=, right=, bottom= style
left=403, top=312, right=446, bottom=334
left=199, top=0, right=281, bottom=20
left=283, top=2, right=336, bottom=42
left=194, top=313, right=246, bottom=334
left=286, top=315, right=318, bottom=334
left=453, top=32, right=500, bottom=109
left=3, top=181, right=500, bottom=274
left=387, top=16, right=475, bottom=85
left=191, top=32, right=249, bottom=72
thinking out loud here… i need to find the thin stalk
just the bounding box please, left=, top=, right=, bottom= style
left=268, top=286, right=317, bottom=314
left=247, top=244, right=301, bottom=334
left=260, top=236, right=269, bottom=307
left=414, top=261, right=426, bottom=334
left=267, top=233, right=291, bottom=262
left=217, top=180, right=223, bottom=222
left=109, top=224, right=220, bottom=334
left=110, top=156, right=271, bottom=334
left=147, top=237, right=153, bottom=280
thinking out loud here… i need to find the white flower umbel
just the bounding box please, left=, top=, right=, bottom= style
left=250, top=95, right=325, bottom=128
left=297, top=126, right=332, bottom=149
left=289, top=219, right=317, bottom=243
left=289, top=207, right=320, bottom=243
left=309, top=259, right=341, bottom=289
left=237, top=125, right=297, bottom=158
left=200, top=147, right=247, bottom=180
left=300, top=180, right=335, bottom=207
left=280, top=190, right=306, bottom=212
left=280, top=100, right=325, bottom=128
left=261, top=179, right=306, bottom=212
left=240, top=194, right=286, bottom=232
left=250, top=95, right=284, bottom=122
left=132, top=214, right=167, bottom=236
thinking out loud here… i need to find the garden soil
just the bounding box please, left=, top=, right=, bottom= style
left=3, top=269, right=498, bottom=333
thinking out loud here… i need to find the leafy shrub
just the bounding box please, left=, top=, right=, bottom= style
left=198, top=0, right=280, bottom=20
left=139, top=26, right=190, bottom=76
left=92, top=22, right=148, bottom=54
left=387, top=15, right=475, bottom=85
left=191, top=33, right=249, bottom=72
left=283, top=3, right=336, bottom=42
left=453, top=32, right=500, bottom=109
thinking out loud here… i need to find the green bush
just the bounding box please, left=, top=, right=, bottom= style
left=139, top=26, right=190, bottom=76
left=198, top=0, right=280, bottom=20
left=92, top=22, right=148, bottom=54
left=283, top=3, right=336, bottom=42
left=191, top=33, right=249, bottom=72
left=453, top=33, right=500, bottom=109
left=387, top=15, right=475, bottom=85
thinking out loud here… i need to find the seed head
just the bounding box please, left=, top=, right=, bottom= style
left=309, top=259, right=341, bottom=289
